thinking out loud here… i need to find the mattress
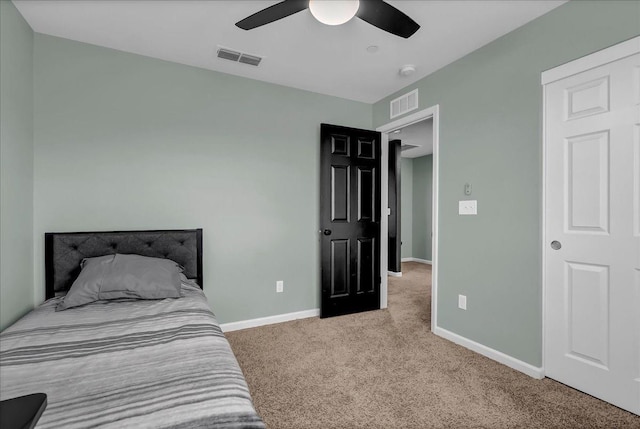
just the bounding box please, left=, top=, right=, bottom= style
left=0, top=283, right=264, bottom=429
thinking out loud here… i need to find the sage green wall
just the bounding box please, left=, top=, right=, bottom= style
left=373, top=0, right=640, bottom=366
left=0, top=1, right=34, bottom=331
left=33, top=34, right=372, bottom=324
left=400, top=156, right=433, bottom=262
left=400, top=158, right=413, bottom=259
left=412, top=155, right=432, bottom=261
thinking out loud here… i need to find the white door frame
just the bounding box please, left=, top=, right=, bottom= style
left=541, top=35, right=640, bottom=377
left=377, top=104, right=440, bottom=331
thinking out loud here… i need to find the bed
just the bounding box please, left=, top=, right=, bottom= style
left=0, top=229, right=265, bottom=429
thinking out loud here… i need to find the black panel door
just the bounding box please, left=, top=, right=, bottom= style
left=320, top=123, right=381, bottom=318
left=388, top=139, right=401, bottom=273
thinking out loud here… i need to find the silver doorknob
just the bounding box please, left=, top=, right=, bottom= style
left=550, top=241, right=561, bottom=250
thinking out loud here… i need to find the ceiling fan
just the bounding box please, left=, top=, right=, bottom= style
left=236, top=0, right=420, bottom=39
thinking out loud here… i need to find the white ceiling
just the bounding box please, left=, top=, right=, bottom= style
left=13, top=0, right=566, bottom=103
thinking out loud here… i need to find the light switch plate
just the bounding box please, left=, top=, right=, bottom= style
left=459, top=200, right=477, bottom=215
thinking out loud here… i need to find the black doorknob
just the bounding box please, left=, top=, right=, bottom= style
left=323, top=229, right=332, bottom=236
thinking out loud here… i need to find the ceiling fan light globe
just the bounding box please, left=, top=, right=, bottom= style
left=309, top=0, right=360, bottom=26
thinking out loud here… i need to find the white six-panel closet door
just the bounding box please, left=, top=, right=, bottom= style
left=544, top=42, right=639, bottom=415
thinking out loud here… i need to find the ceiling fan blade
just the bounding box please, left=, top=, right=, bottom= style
left=356, top=0, right=420, bottom=39
left=236, top=0, right=309, bottom=30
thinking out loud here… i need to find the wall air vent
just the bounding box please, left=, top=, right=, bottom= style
left=390, top=88, right=419, bottom=119
left=217, top=47, right=263, bottom=67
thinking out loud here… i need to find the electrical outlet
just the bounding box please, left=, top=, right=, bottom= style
left=458, top=294, right=467, bottom=310
left=276, top=280, right=284, bottom=293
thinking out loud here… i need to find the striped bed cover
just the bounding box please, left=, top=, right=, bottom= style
left=0, top=283, right=265, bottom=429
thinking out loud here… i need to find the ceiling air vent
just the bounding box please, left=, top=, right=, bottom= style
left=217, top=48, right=241, bottom=62
left=239, top=54, right=262, bottom=66
left=401, top=144, right=419, bottom=152
left=390, top=88, right=419, bottom=119
left=217, top=47, right=263, bottom=67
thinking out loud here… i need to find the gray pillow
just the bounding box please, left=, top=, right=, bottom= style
left=57, top=253, right=183, bottom=311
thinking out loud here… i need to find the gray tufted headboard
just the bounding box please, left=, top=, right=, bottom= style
left=45, top=229, right=203, bottom=299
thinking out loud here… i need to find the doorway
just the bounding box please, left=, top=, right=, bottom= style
left=394, top=119, right=434, bottom=273
left=377, top=105, right=440, bottom=330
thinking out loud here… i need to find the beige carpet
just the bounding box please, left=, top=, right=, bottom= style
left=226, top=262, right=640, bottom=429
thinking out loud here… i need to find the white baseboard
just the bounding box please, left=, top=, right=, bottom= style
left=388, top=271, right=402, bottom=277
left=220, top=308, right=320, bottom=333
left=433, top=326, right=544, bottom=379
left=401, top=257, right=432, bottom=265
